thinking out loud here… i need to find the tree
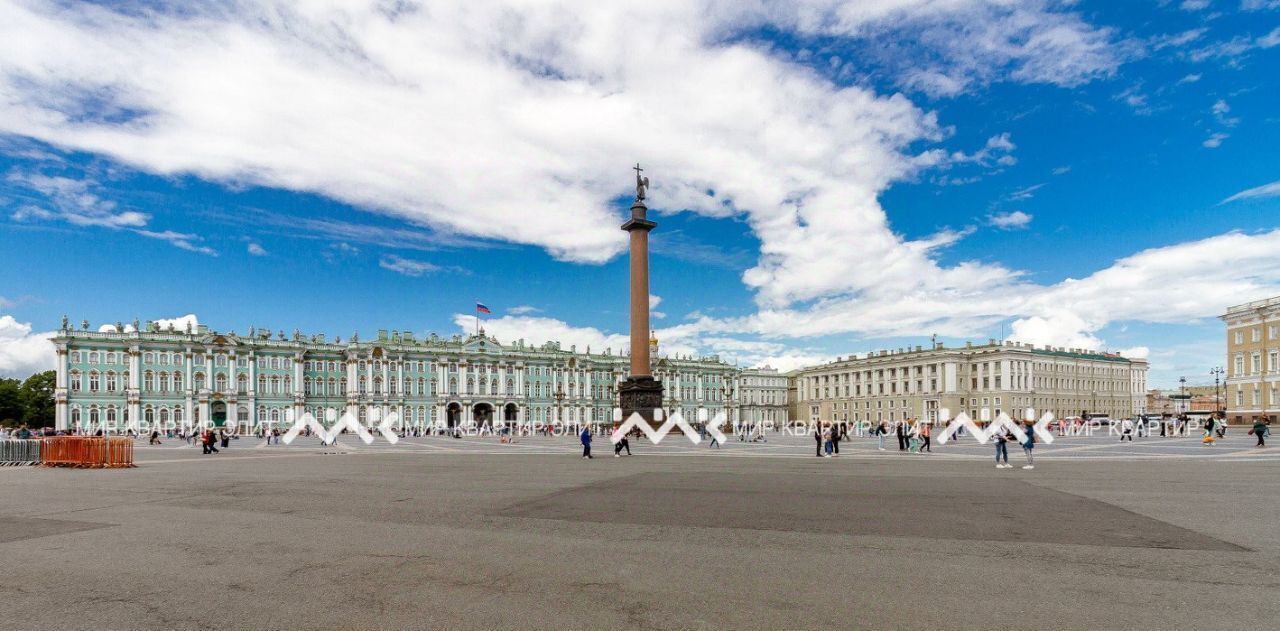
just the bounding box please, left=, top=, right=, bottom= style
left=19, top=371, right=55, bottom=428
left=0, top=378, right=21, bottom=426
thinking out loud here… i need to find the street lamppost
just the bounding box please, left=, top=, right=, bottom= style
left=1179, top=376, right=1187, bottom=417
left=1209, top=366, right=1224, bottom=414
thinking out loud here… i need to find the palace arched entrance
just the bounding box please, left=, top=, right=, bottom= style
left=446, top=403, right=462, bottom=428
left=211, top=401, right=228, bottom=428
left=473, top=403, right=494, bottom=427
left=504, top=403, right=518, bottom=423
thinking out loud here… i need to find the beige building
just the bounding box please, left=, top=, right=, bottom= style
left=736, top=367, right=790, bottom=426
left=1221, top=296, right=1280, bottom=424
left=793, top=340, right=1148, bottom=424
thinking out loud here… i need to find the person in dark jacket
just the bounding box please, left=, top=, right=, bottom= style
left=813, top=426, right=822, bottom=457
left=1252, top=419, right=1269, bottom=447
left=830, top=424, right=841, bottom=456
left=896, top=421, right=907, bottom=451
left=580, top=427, right=592, bottom=459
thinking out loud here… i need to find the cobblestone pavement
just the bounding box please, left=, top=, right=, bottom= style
left=2, top=431, right=1278, bottom=630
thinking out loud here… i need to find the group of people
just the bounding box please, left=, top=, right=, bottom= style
left=0, top=425, right=35, bottom=440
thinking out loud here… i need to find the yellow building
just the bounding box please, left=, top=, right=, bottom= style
left=1221, top=296, right=1280, bottom=424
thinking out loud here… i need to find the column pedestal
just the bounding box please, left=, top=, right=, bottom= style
left=618, top=375, right=664, bottom=429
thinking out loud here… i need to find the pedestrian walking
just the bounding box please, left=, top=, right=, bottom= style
left=149, top=430, right=162, bottom=445
left=614, top=434, right=631, bottom=457
left=580, top=426, right=593, bottom=459
left=1250, top=419, right=1270, bottom=447
left=1120, top=418, right=1134, bottom=441
left=920, top=421, right=931, bottom=453
left=876, top=421, right=888, bottom=451
left=1202, top=415, right=1217, bottom=446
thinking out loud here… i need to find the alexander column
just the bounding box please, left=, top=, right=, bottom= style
left=617, top=164, right=663, bottom=426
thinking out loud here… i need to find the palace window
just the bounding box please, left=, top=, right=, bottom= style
left=89, top=371, right=100, bottom=392
left=145, top=407, right=154, bottom=424
left=238, top=374, right=248, bottom=394
left=215, top=374, right=227, bottom=392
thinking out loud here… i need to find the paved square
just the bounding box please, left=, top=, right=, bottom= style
left=2, top=432, right=1279, bottom=630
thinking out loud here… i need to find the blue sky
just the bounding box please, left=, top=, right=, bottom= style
left=1, top=0, right=1279, bottom=388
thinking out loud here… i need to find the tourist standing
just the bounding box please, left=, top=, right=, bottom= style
left=830, top=424, right=841, bottom=456
left=876, top=421, right=888, bottom=451
left=895, top=420, right=907, bottom=451
left=1120, top=418, right=1134, bottom=441
left=1021, top=424, right=1035, bottom=469
left=994, top=430, right=1010, bottom=469
left=580, top=426, right=592, bottom=459
left=814, top=425, right=823, bottom=457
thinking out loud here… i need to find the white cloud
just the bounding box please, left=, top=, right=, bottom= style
left=986, top=210, right=1033, bottom=230
left=247, top=242, right=268, bottom=256
left=1007, top=183, right=1044, bottom=200
left=11, top=1, right=1248, bottom=373
left=1116, top=346, right=1150, bottom=359
left=507, top=305, right=541, bottom=315
left=1203, top=132, right=1229, bottom=148
left=1223, top=180, right=1280, bottom=203
left=0, top=0, right=1117, bottom=285
left=152, top=314, right=198, bottom=332
left=0, top=315, right=55, bottom=378
left=1176, top=73, right=1202, bottom=84
left=134, top=229, right=218, bottom=255
left=1180, top=0, right=1211, bottom=10
left=379, top=254, right=438, bottom=277
left=7, top=173, right=148, bottom=228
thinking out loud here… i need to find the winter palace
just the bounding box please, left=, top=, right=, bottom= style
left=50, top=318, right=753, bottom=432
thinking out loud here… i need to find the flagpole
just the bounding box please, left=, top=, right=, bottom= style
left=474, top=299, right=479, bottom=335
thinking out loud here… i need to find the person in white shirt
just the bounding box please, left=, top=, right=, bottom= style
left=1120, top=418, right=1134, bottom=441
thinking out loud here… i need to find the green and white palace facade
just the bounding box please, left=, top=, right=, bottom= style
left=51, top=320, right=753, bottom=432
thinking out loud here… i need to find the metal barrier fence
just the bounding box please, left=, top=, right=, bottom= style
left=41, top=436, right=135, bottom=468
left=0, top=439, right=42, bottom=466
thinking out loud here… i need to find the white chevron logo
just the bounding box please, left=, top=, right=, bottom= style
left=936, top=408, right=1055, bottom=445
left=610, top=408, right=727, bottom=445
left=281, top=409, right=400, bottom=445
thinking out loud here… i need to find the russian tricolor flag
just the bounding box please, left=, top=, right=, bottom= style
left=476, top=302, right=491, bottom=314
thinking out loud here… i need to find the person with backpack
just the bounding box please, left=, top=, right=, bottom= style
left=1250, top=419, right=1270, bottom=447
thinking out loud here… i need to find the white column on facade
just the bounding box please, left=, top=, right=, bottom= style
left=55, top=346, right=69, bottom=430
left=204, top=354, right=213, bottom=390
left=227, top=352, right=237, bottom=396
left=131, top=349, right=143, bottom=390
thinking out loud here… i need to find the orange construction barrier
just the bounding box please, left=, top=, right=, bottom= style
left=41, top=436, right=135, bottom=468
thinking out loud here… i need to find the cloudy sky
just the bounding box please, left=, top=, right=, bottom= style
left=1, top=0, right=1278, bottom=387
